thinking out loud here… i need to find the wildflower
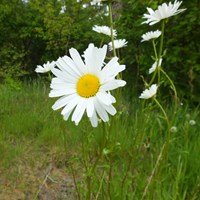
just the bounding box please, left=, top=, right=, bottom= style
left=91, top=0, right=108, bottom=5
left=189, top=120, right=196, bottom=126
left=108, top=39, right=128, bottom=51
left=170, top=126, right=177, bottom=133
left=142, top=0, right=186, bottom=25
left=92, top=25, right=117, bottom=37
left=49, top=44, right=126, bottom=127
left=141, top=30, right=162, bottom=42
left=149, top=58, right=162, bottom=74
left=60, top=5, right=66, bottom=14
left=139, top=84, right=158, bottom=99
left=35, top=61, right=55, bottom=73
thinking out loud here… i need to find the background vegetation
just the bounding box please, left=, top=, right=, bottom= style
left=0, top=0, right=200, bottom=103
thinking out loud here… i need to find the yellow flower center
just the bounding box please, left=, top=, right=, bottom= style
left=76, top=74, right=100, bottom=98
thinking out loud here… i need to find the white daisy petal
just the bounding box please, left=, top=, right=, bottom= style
left=49, top=88, right=76, bottom=97
left=101, top=80, right=126, bottom=91
left=83, top=44, right=107, bottom=74
left=94, top=98, right=109, bottom=122
left=139, top=84, right=158, bottom=99
left=108, top=39, right=128, bottom=51
left=52, top=94, right=77, bottom=110
left=89, top=111, right=98, bottom=127
left=69, top=48, right=86, bottom=74
left=96, top=92, right=112, bottom=106
left=142, top=0, right=186, bottom=25
left=61, top=96, right=80, bottom=115
left=47, top=43, right=126, bottom=127
left=86, top=97, right=95, bottom=118
left=72, top=98, right=87, bottom=124
left=92, top=25, right=117, bottom=37
left=35, top=61, right=55, bottom=73
left=141, top=30, right=162, bottom=42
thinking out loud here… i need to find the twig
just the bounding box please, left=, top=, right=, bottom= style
left=141, top=142, right=166, bottom=200
left=33, top=165, right=53, bottom=200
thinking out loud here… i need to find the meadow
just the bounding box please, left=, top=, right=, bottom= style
left=0, top=81, right=199, bottom=200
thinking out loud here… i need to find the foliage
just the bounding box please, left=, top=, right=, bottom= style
left=0, top=0, right=199, bottom=101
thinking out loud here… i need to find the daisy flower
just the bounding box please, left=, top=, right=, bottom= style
left=92, top=25, right=117, bottom=37
left=141, top=30, right=161, bottom=42
left=139, top=84, right=158, bottom=99
left=108, top=39, right=128, bottom=51
left=142, top=0, right=186, bottom=25
left=49, top=43, right=126, bottom=127
left=149, top=58, right=162, bottom=74
left=35, top=61, right=55, bottom=73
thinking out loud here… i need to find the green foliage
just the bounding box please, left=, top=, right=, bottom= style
left=0, top=0, right=199, bottom=101
left=115, top=0, right=200, bottom=103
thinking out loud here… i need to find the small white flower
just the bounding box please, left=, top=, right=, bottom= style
left=142, top=0, right=186, bottom=25
left=60, top=5, right=66, bottom=14
left=91, top=0, right=108, bottom=5
left=92, top=25, right=117, bottom=37
left=139, top=84, right=158, bottom=99
left=49, top=43, right=126, bottom=127
left=141, top=30, right=161, bottom=42
left=108, top=39, right=128, bottom=51
left=189, top=120, right=196, bottom=126
left=149, top=58, right=162, bottom=74
left=170, top=126, right=177, bottom=133
left=35, top=61, right=55, bottom=73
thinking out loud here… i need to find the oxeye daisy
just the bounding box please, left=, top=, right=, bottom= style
left=139, top=84, right=158, bottom=99
left=92, top=25, right=117, bottom=37
left=142, top=0, right=186, bottom=25
left=49, top=43, right=126, bottom=127
left=149, top=58, right=162, bottom=74
left=141, top=30, right=161, bottom=42
left=108, top=39, right=128, bottom=51
left=35, top=61, right=55, bottom=73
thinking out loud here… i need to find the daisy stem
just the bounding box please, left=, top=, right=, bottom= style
left=100, top=37, right=105, bottom=48
left=160, top=67, right=178, bottom=110
left=148, top=40, right=158, bottom=87
left=157, top=20, right=165, bottom=85
left=108, top=2, right=116, bottom=57
left=152, top=40, right=158, bottom=60
left=153, top=97, right=170, bottom=130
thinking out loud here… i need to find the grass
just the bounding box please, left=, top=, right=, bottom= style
left=0, top=80, right=200, bottom=200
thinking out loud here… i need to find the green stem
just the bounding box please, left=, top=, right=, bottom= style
left=154, top=97, right=170, bottom=129
left=148, top=40, right=158, bottom=86
left=157, top=20, right=165, bottom=85
left=160, top=67, right=178, bottom=110
left=152, top=40, right=158, bottom=60
left=108, top=2, right=116, bottom=57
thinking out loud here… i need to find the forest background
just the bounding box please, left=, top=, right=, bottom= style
left=0, top=0, right=200, bottom=104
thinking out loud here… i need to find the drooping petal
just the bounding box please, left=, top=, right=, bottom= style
left=89, top=111, right=98, bottom=127
left=61, top=96, right=80, bottom=115
left=72, top=98, right=87, bottom=125
left=52, top=94, right=78, bottom=110
left=96, top=91, right=112, bottom=105
left=86, top=97, right=95, bottom=118
left=94, top=98, right=109, bottom=122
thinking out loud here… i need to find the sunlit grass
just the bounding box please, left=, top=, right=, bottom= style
left=0, top=81, right=199, bottom=199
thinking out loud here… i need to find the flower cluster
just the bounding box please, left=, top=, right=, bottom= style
left=139, top=0, right=186, bottom=99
